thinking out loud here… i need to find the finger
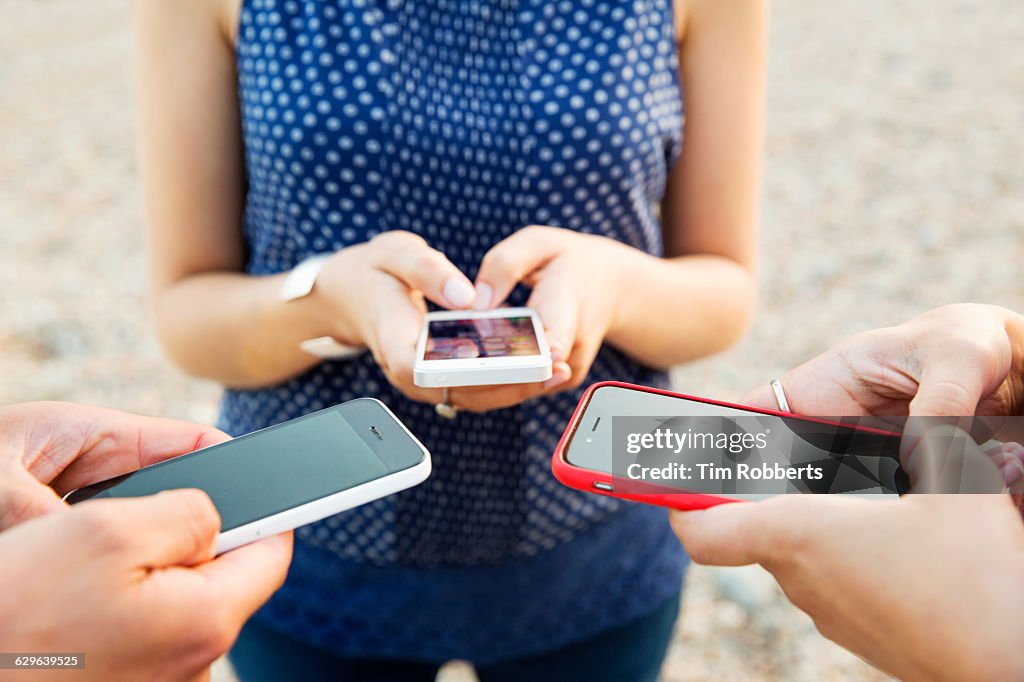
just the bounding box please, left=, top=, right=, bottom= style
left=542, top=360, right=574, bottom=392
left=0, top=402, right=228, bottom=490
left=742, top=383, right=907, bottom=439
left=561, top=334, right=603, bottom=391
left=669, top=497, right=816, bottom=567
left=37, top=403, right=229, bottom=493
left=80, top=489, right=221, bottom=568
left=474, top=227, right=562, bottom=309
left=738, top=356, right=878, bottom=417
left=52, top=421, right=229, bottom=491
left=909, top=362, right=989, bottom=417
left=192, top=531, right=293, bottom=620
left=0, top=477, right=65, bottom=530
left=670, top=506, right=770, bottom=566
left=372, top=284, right=442, bottom=404
left=527, top=264, right=579, bottom=365
left=740, top=384, right=780, bottom=411
left=449, top=361, right=572, bottom=412
left=903, top=424, right=1005, bottom=493
left=739, top=365, right=826, bottom=415
left=983, top=441, right=1024, bottom=486
left=373, top=233, right=475, bottom=310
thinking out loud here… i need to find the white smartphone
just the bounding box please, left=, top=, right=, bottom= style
left=65, top=399, right=431, bottom=554
left=413, top=307, right=552, bottom=388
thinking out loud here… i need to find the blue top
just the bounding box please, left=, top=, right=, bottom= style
left=224, top=0, right=687, bottom=664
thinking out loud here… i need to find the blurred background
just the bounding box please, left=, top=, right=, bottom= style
left=1, top=0, right=1021, bottom=680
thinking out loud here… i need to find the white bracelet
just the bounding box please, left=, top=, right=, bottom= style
left=278, top=254, right=331, bottom=302
left=279, top=254, right=364, bottom=360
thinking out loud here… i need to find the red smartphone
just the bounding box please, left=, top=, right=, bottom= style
left=552, top=381, right=906, bottom=511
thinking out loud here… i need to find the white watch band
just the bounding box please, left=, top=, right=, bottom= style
left=279, top=254, right=364, bottom=360
left=299, top=336, right=363, bottom=359
left=278, top=254, right=331, bottom=302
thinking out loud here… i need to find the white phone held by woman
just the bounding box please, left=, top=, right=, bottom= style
left=65, top=399, right=431, bottom=554
left=413, top=307, right=553, bottom=387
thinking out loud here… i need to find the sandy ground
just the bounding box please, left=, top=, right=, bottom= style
left=1, top=1, right=1022, bottom=680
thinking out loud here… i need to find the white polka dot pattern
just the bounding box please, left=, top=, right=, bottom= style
left=226, top=0, right=681, bottom=568
left=223, top=0, right=688, bottom=661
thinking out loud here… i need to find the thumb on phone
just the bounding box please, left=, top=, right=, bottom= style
left=527, top=268, right=579, bottom=368
left=670, top=503, right=781, bottom=567
left=909, top=364, right=987, bottom=417
left=193, top=531, right=294, bottom=621
left=474, top=228, right=561, bottom=310
left=79, top=489, right=221, bottom=568
left=0, top=477, right=65, bottom=530
left=373, top=234, right=476, bottom=310
left=902, top=423, right=1006, bottom=493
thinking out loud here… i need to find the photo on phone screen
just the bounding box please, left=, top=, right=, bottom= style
left=425, top=315, right=542, bottom=360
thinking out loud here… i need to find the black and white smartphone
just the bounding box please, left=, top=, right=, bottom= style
left=413, top=307, right=552, bottom=387
left=66, top=398, right=431, bottom=553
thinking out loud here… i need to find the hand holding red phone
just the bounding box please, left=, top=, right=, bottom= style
left=670, top=492, right=1024, bottom=682
left=741, top=304, right=1024, bottom=418
left=666, top=304, right=1024, bottom=680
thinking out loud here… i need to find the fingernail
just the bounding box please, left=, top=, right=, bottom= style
left=473, top=282, right=493, bottom=310
left=443, top=278, right=476, bottom=308
left=1002, top=460, right=1024, bottom=485
left=549, top=344, right=566, bottom=364
left=544, top=370, right=569, bottom=389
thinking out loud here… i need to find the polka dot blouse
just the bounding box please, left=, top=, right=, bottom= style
left=221, top=0, right=687, bottom=664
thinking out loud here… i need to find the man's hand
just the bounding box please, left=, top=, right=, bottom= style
left=742, top=304, right=1024, bottom=418
left=671, top=303, right=1024, bottom=679
left=671, top=493, right=1024, bottom=681
left=0, top=401, right=230, bottom=530
left=0, top=490, right=292, bottom=682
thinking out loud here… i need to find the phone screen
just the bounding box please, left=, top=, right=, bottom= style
left=66, top=400, right=424, bottom=531
left=425, top=315, right=541, bottom=360
left=566, top=385, right=907, bottom=496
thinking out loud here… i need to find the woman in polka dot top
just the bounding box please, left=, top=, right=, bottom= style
left=138, top=0, right=764, bottom=678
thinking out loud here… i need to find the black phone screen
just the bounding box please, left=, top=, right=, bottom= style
left=65, top=399, right=424, bottom=531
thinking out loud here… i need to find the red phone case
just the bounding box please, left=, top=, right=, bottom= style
left=551, top=380, right=900, bottom=511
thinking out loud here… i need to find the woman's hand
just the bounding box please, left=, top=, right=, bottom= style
left=314, top=231, right=479, bottom=404
left=317, top=229, right=575, bottom=413
left=472, top=226, right=641, bottom=394
left=743, top=304, right=1024, bottom=418
left=416, top=225, right=634, bottom=413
